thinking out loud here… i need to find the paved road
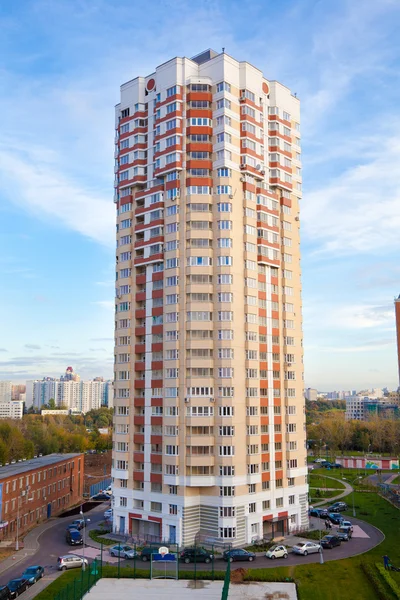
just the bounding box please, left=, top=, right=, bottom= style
left=0, top=502, right=108, bottom=587
left=0, top=501, right=384, bottom=600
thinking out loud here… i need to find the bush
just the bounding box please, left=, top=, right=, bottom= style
left=376, top=564, right=400, bottom=599
left=244, top=569, right=294, bottom=583
left=360, top=562, right=393, bottom=600
left=88, top=529, right=116, bottom=546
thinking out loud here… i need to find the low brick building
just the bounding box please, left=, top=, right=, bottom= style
left=0, top=453, right=84, bottom=542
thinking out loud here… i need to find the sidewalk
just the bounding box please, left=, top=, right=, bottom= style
left=0, top=518, right=59, bottom=576
left=312, top=476, right=352, bottom=507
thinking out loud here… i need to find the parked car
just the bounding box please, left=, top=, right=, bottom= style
left=140, top=547, right=159, bottom=562
left=327, top=513, right=344, bottom=525
left=314, top=458, right=326, bottom=463
left=104, top=508, right=113, bottom=520
left=321, top=535, right=341, bottom=549
left=329, top=502, right=348, bottom=512
left=331, top=463, right=342, bottom=469
left=0, top=586, right=11, bottom=600
left=336, top=528, right=350, bottom=541
left=71, top=518, right=89, bottom=530
left=322, top=462, right=333, bottom=469
left=341, top=520, right=354, bottom=532
left=66, top=529, right=83, bottom=546
left=109, top=545, right=137, bottom=559
left=92, top=493, right=110, bottom=501
left=180, top=548, right=213, bottom=564
left=292, top=541, right=321, bottom=556
left=57, top=555, right=89, bottom=571
left=21, top=566, right=44, bottom=585
left=309, top=508, right=327, bottom=518
left=265, top=545, right=288, bottom=560
left=104, top=486, right=112, bottom=496
left=223, top=549, right=256, bottom=562
left=7, top=579, right=28, bottom=599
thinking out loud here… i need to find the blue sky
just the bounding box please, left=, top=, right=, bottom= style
left=0, top=0, right=400, bottom=389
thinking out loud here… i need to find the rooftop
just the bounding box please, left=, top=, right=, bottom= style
left=0, top=453, right=82, bottom=480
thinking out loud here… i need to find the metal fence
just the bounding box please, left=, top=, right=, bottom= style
left=89, top=478, right=112, bottom=498
left=51, top=541, right=231, bottom=600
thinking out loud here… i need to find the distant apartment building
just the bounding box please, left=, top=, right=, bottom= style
left=11, top=385, right=26, bottom=401
left=0, top=401, right=24, bottom=420
left=26, top=368, right=113, bottom=413
left=346, top=397, right=400, bottom=421
left=0, top=381, right=12, bottom=403
left=304, top=388, right=318, bottom=402
left=112, top=49, right=307, bottom=545
left=0, top=381, right=23, bottom=420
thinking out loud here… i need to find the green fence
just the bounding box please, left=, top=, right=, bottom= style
left=51, top=541, right=230, bottom=600
left=221, top=555, right=231, bottom=600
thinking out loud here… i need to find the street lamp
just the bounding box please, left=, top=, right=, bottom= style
left=343, top=475, right=362, bottom=518
left=318, top=517, right=324, bottom=565
left=80, top=507, right=88, bottom=570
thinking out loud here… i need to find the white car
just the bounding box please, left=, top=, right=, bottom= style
left=265, top=544, right=288, bottom=560
left=104, top=508, right=113, bottom=520
left=292, top=541, right=321, bottom=556
left=342, top=520, right=354, bottom=532
left=104, top=486, right=112, bottom=496
left=314, top=458, right=325, bottom=463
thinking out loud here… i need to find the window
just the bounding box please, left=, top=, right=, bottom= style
left=220, top=486, right=235, bottom=496
left=169, top=504, right=178, bottom=515
left=219, top=527, right=236, bottom=539
left=216, top=81, right=231, bottom=93
left=167, top=85, right=178, bottom=97
left=249, top=502, right=256, bottom=513
left=248, top=484, right=256, bottom=494
left=216, top=98, right=231, bottom=110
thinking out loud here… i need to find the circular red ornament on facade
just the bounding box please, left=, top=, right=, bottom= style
left=262, top=82, right=269, bottom=95
left=146, top=78, right=156, bottom=92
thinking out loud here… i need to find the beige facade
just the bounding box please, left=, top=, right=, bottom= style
left=112, top=49, right=308, bottom=546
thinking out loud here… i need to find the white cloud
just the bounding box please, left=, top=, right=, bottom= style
left=0, top=141, right=114, bottom=247
left=302, top=126, right=400, bottom=255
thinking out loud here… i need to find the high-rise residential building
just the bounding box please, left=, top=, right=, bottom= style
left=304, top=388, right=318, bottom=402
left=112, top=49, right=307, bottom=545
left=395, top=294, right=400, bottom=388
left=26, top=371, right=112, bottom=413
left=0, top=381, right=12, bottom=403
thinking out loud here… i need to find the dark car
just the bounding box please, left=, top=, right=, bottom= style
left=327, top=513, right=343, bottom=525
left=322, top=462, right=333, bottom=468
left=0, top=586, right=11, bottom=600
left=223, top=549, right=256, bottom=562
left=7, top=579, right=28, bottom=599
left=329, top=502, right=348, bottom=512
left=66, top=529, right=83, bottom=546
left=309, top=508, right=323, bottom=517
left=331, top=463, right=342, bottom=469
left=21, top=566, right=44, bottom=585
left=180, top=548, right=213, bottom=564
left=320, top=535, right=341, bottom=549
left=92, top=493, right=110, bottom=501
left=336, top=527, right=350, bottom=541
left=140, top=547, right=159, bottom=562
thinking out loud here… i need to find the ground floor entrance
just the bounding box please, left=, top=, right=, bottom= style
left=263, top=517, right=288, bottom=538
left=131, top=518, right=161, bottom=542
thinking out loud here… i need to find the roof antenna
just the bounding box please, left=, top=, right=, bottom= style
left=222, top=47, right=225, bottom=53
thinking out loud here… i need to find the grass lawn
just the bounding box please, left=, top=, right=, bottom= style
left=309, top=489, right=338, bottom=502
left=308, top=474, right=345, bottom=489
left=37, top=488, right=400, bottom=600
left=389, top=474, right=400, bottom=484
